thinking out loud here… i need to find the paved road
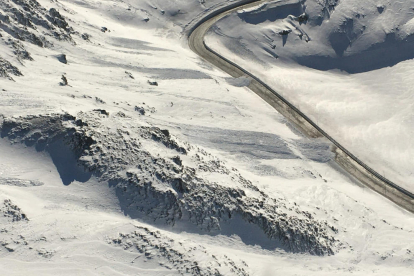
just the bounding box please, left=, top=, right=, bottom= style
left=187, top=0, right=414, bottom=213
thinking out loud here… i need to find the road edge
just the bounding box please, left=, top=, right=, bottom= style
left=187, top=0, right=414, bottom=213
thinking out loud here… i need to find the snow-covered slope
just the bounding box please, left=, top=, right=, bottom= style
left=0, top=0, right=414, bottom=275
left=206, top=0, right=414, bottom=193
left=222, top=0, right=414, bottom=72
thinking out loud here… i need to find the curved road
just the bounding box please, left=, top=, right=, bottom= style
left=187, top=0, right=414, bottom=213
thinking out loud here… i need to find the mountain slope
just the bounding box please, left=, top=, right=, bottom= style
left=0, top=0, right=414, bottom=275
left=206, top=0, right=414, bottom=193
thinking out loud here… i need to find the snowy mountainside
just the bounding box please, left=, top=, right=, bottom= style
left=0, top=0, right=414, bottom=275
left=206, top=0, right=414, bottom=193
left=220, top=0, right=414, bottom=72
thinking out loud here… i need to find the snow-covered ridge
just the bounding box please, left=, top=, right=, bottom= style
left=111, top=226, right=250, bottom=276
left=0, top=111, right=340, bottom=255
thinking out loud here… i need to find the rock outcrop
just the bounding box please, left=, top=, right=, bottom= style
left=0, top=112, right=341, bottom=255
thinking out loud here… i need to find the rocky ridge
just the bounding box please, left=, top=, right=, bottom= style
left=0, top=0, right=75, bottom=46
left=0, top=56, right=22, bottom=80
left=0, top=111, right=342, bottom=255
left=0, top=0, right=76, bottom=78
left=111, top=226, right=249, bottom=276
left=1, top=199, right=28, bottom=222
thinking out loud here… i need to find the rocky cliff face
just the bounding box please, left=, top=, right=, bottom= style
left=0, top=111, right=341, bottom=255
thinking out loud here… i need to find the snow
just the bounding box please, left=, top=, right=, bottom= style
left=0, top=0, right=413, bottom=275
left=206, top=0, right=414, bottom=193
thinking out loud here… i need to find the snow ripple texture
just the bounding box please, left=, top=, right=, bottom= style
left=0, top=112, right=341, bottom=255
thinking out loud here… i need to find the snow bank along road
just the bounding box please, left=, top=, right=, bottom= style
left=187, top=0, right=414, bottom=213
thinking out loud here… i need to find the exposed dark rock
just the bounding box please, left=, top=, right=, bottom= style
left=125, top=71, right=134, bottom=79
left=95, top=97, right=105, bottom=104
left=57, top=54, right=67, bottom=64
left=0, top=113, right=341, bottom=255
left=297, top=13, right=308, bottom=23
left=279, top=29, right=292, bottom=36
left=60, top=74, right=68, bottom=86
left=0, top=57, right=23, bottom=80
left=1, top=199, right=28, bottom=222
left=134, top=103, right=156, bottom=115
left=135, top=106, right=146, bottom=115
left=48, top=8, right=69, bottom=30
left=93, top=109, right=109, bottom=116
left=81, top=33, right=90, bottom=41
left=171, top=156, right=182, bottom=166
left=160, top=129, right=169, bottom=137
